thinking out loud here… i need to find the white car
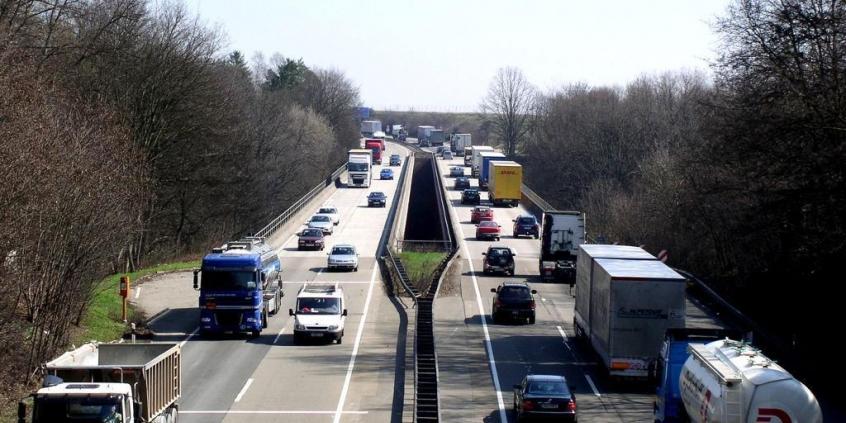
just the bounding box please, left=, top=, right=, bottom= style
left=306, top=214, right=334, bottom=235
left=290, top=284, right=346, bottom=344
left=317, top=205, right=340, bottom=225
left=327, top=244, right=359, bottom=271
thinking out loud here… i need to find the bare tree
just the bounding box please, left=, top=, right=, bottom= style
left=480, top=67, right=536, bottom=156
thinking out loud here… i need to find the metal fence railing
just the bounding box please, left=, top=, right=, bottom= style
left=254, top=163, right=346, bottom=239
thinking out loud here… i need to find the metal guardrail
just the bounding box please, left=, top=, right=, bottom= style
left=254, top=163, right=346, bottom=238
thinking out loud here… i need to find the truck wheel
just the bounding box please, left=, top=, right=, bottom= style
left=337, top=336, right=343, bottom=344
left=262, top=309, right=268, bottom=328
left=529, top=315, right=536, bottom=324
left=251, top=330, right=260, bottom=338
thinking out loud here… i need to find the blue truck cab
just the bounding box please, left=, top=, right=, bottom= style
left=654, top=328, right=741, bottom=422
left=193, top=237, right=283, bottom=338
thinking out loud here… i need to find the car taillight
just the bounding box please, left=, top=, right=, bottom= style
left=567, top=399, right=576, bottom=411
left=522, top=400, right=535, bottom=411
left=530, top=300, right=536, bottom=310
left=495, top=299, right=503, bottom=307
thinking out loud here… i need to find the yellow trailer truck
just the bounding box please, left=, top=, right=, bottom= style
left=488, top=161, right=522, bottom=207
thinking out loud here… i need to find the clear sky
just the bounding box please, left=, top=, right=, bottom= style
left=184, top=0, right=731, bottom=112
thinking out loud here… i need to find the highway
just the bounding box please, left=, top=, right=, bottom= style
left=144, top=142, right=411, bottom=423
left=430, top=147, right=721, bottom=423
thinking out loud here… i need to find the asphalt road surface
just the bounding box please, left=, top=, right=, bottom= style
left=140, top=142, right=411, bottom=423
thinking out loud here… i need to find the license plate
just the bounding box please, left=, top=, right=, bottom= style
left=540, top=404, right=557, bottom=409
left=310, top=333, right=323, bottom=337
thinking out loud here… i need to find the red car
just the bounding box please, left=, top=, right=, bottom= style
left=476, top=221, right=502, bottom=241
left=471, top=206, right=494, bottom=224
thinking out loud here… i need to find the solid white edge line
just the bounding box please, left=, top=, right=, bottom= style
left=179, top=327, right=199, bottom=347
left=332, top=261, right=378, bottom=423
left=585, top=374, right=601, bottom=397
left=180, top=410, right=368, bottom=414
left=452, top=205, right=509, bottom=423
left=134, top=286, right=141, bottom=299
left=273, top=326, right=286, bottom=345
left=234, top=378, right=254, bottom=402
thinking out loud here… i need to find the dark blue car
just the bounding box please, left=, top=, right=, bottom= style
left=512, top=214, right=539, bottom=239
left=380, top=168, right=394, bottom=180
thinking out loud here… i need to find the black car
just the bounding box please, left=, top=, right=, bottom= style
left=461, top=188, right=481, bottom=204
left=389, top=154, right=401, bottom=166
left=482, top=246, right=515, bottom=275
left=512, top=214, right=540, bottom=238
left=513, top=375, right=577, bottom=422
left=454, top=176, right=471, bottom=190
left=491, top=282, right=536, bottom=324
left=367, top=191, right=387, bottom=207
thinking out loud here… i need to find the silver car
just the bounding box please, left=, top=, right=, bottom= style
left=306, top=214, right=334, bottom=235
left=450, top=166, right=464, bottom=177
left=327, top=244, right=359, bottom=271
left=317, top=206, right=340, bottom=225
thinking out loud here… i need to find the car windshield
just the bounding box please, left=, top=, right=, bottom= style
left=301, top=229, right=323, bottom=237
left=311, top=215, right=330, bottom=222
left=202, top=270, right=257, bottom=291
left=465, top=189, right=478, bottom=194
left=499, top=286, right=530, bottom=299
left=382, top=169, right=391, bottom=174
left=332, top=247, right=355, bottom=255
left=34, top=396, right=123, bottom=423
left=297, top=297, right=341, bottom=314
left=391, top=155, right=399, bottom=159
left=527, top=381, right=569, bottom=396
left=318, top=208, right=336, bottom=214
left=475, top=207, right=488, bottom=212
left=370, top=192, right=385, bottom=198
left=488, top=248, right=512, bottom=257
left=518, top=217, right=536, bottom=224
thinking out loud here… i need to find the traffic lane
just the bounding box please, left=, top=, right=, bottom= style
left=220, top=278, right=373, bottom=423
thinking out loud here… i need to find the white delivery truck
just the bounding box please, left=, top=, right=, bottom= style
left=451, top=133, right=471, bottom=154
left=538, top=211, right=585, bottom=283
left=680, top=339, right=822, bottom=423
left=347, top=149, right=372, bottom=188
left=19, top=342, right=181, bottom=423
left=575, top=252, right=686, bottom=378
left=360, top=120, right=382, bottom=137
left=470, top=145, right=495, bottom=177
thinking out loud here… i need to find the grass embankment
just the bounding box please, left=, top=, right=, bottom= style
left=73, top=260, right=199, bottom=345
left=399, top=251, right=447, bottom=290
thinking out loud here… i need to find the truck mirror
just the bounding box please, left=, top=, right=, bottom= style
left=481, top=252, right=486, bottom=256
left=192, top=269, right=199, bottom=290
left=289, top=309, right=295, bottom=316
left=512, top=253, right=517, bottom=256
left=17, top=402, right=25, bottom=422
left=531, top=290, right=537, bottom=294
left=513, top=384, right=521, bottom=390
left=261, top=273, right=267, bottom=282
left=133, top=401, right=141, bottom=421
left=343, top=309, right=348, bottom=316
left=490, top=288, right=497, bottom=293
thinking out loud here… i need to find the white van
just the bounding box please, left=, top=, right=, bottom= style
left=290, top=284, right=347, bottom=344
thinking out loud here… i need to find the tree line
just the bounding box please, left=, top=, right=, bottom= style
left=480, top=0, right=845, bottom=391
left=0, top=0, right=360, bottom=406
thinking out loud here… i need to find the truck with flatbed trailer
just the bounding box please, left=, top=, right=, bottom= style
left=193, top=237, right=283, bottom=338
left=487, top=161, right=522, bottom=207
left=538, top=210, right=585, bottom=283
left=18, top=342, right=181, bottom=423
left=573, top=251, right=686, bottom=379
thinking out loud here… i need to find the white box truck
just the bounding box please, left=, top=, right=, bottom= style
left=470, top=145, right=495, bottom=177
left=575, top=254, right=686, bottom=378
left=360, top=120, right=382, bottom=137
left=19, top=342, right=181, bottom=423
left=538, top=211, right=586, bottom=283
left=451, top=133, right=471, bottom=153
left=347, top=149, right=372, bottom=188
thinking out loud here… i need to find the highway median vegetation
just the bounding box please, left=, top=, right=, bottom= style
left=399, top=251, right=447, bottom=292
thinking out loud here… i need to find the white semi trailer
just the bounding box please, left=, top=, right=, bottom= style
left=680, top=339, right=822, bottom=423
left=347, top=149, right=372, bottom=187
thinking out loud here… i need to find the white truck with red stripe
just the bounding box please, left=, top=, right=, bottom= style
left=680, top=339, right=822, bottom=423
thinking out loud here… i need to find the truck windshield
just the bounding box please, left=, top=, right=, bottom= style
left=202, top=271, right=256, bottom=291
left=297, top=298, right=341, bottom=314
left=348, top=162, right=368, bottom=172
left=34, top=396, right=123, bottom=423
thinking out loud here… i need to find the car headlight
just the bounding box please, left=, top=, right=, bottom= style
left=327, top=325, right=338, bottom=331
left=295, top=321, right=305, bottom=330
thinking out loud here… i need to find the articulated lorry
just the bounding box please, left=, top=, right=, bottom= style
left=417, top=125, right=435, bottom=146
left=451, top=133, right=471, bottom=154
left=479, top=151, right=507, bottom=189
left=360, top=120, right=382, bottom=137
left=470, top=145, right=495, bottom=176
left=364, top=138, right=382, bottom=164
left=193, top=237, right=283, bottom=338
left=347, top=149, right=372, bottom=187
left=574, top=248, right=686, bottom=378
left=488, top=161, right=522, bottom=207
left=463, top=147, right=473, bottom=166
left=672, top=338, right=822, bottom=423
left=19, top=342, right=181, bottom=423
left=429, top=129, right=445, bottom=146
left=538, top=211, right=585, bottom=283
